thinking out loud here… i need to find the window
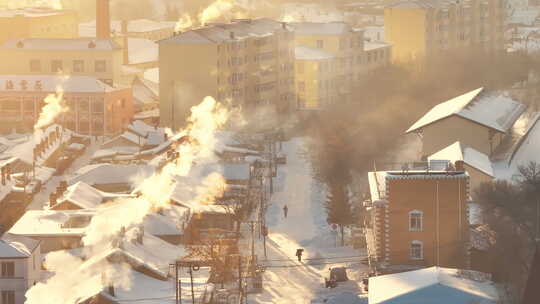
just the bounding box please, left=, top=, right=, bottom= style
left=297, top=62, right=305, bottom=74
left=409, top=210, right=423, bottom=231
left=1, top=262, right=14, bottom=277
left=95, top=60, right=107, bottom=73
left=30, top=60, right=41, bottom=72
left=1, top=291, right=15, bottom=304
left=298, top=81, right=305, bottom=92
left=339, top=38, right=345, bottom=50
left=410, top=241, right=423, bottom=260
left=317, top=40, right=324, bottom=48
left=73, top=60, right=84, bottom=73
left=51, top=60, right=63, bottom=72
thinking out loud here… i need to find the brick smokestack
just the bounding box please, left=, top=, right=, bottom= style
left=96, top=0, right=111, bottom=40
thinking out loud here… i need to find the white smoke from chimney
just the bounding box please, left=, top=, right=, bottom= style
left=24, top=96, right=231, bottom=304
left=33, top=78, right=69, bottom=131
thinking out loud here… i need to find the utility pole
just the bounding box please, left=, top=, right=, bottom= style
left=188, top=265, right=195, bottom=304
left=175, top=263, right=179, bottom=304
left=172, top=262, right=182, bottom=304
left=238, top=255, right=243, bottom=304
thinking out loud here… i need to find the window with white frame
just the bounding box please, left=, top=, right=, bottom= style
left=409, top=210, right=423, bottom=231
left=410, top=240, right=423, bottom=260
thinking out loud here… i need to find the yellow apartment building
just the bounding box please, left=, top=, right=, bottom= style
left=291, top=22, right=364, bottom=104
left=385, top=0, right=505, bottom=62
left=0, top=38, right=123, bottom=85
left=295, top=46, right=339, bottom=110
left=291, top=22, right=392, bottom=107
left=159, top=18, right=295, bottom=130
left=0, top=8, right=78, bottom=45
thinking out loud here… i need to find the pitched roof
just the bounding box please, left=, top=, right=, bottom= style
left=369, top=267, right=499, bottom=304
left=0, top=233, right=40, bottom=258
left=429, top=142, right=494, bottom=177
left=69, top=164, right=154, bottom=186
left=295, top=46, right=334, bottom=60
left=290, top=22, right=351, bottom=35
left=387, top=0, right=458, bottom=9
left=0, top=8, right=75, bottom=18
left=1, top=38, right=121, bottom=51
left=160, top=18, right=287, bottom=45
left=406, top=88, right=527, bottom=133
left=53, top=182, right=105, bottom=210
left=0, top=75, right=118, bottom=93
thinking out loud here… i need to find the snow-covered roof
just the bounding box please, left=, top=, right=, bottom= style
left=369, top=267, right=499, bottom=304
left=128, top=38, right=158, bottom=65
left=69, top=164, right=154, bottom=186
left=407, top=88, right=527, bottom=133
left=386, top=0, right=457, bottom=9
left=0, top=75, right=117, bottom=93
left=53, top=182, right=105, bottom=210
left=133, top=77, right=159, bottom=106
left=134, top=108, right=159, bottom=120
left=295, top=46, right=335, bottom=60
left=143, top=68, right=159, bottom=84
left=429, top=142, right=494, bottom=177
left=364, top=26, right=385, bottom=42
left=497, top=113, right=540, bottom=180
left=368, top=171, right=469, bottom=202
left=192, top=162, right=251, bottom=182
left=290, top=22, right=351, bottom=35
left=82, top=231, right=185, bottom=280
left=0, top=233, right=40, bottom=258
left=509, top=9, right=540, bottom=26
left=161, top=18, right=287, bottom=45
left=1, top=38, right=121, bottom=51
left=364, top=41, right=391, bottom=51
left=0, top=8, right=75, bottom=18
left=9, top=210, right=96, bottom=237
left=79, top=19, right=176, bottom=37
left=143, top=206, right=188, bottom=236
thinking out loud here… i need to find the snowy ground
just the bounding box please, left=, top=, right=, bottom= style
left=250, top=138, right=368, bottom=304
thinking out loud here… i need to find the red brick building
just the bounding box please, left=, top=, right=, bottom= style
left=366, top=169, right=470, bottom=271
left=0, top=75, right=133, bottom=135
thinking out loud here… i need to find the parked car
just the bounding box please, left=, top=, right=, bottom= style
left=325, top=267, right=348, bottom=288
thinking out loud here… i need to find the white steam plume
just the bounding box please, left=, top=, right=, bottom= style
left=25, top=96, right=231, bottom=304
left=34, top=76, right=69, bottom=131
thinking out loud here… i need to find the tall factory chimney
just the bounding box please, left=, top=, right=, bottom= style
left=96, top=0, right=111, bottom=40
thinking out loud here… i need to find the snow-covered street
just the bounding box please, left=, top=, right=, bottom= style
left=251, top=138, right=368, bottom=304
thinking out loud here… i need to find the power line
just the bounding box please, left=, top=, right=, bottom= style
left=263, top=254, right=367, bottom=262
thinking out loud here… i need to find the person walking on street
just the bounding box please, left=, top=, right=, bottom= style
left=283, top=204, right=288, bottom=218
left=296, top=248, right=304, bottom=262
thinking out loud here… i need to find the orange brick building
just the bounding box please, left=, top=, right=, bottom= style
left=366, top=169, right=470, bottom=271
left=0, top=75, right=133, bottom=135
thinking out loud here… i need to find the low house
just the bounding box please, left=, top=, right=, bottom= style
left=49, top=181, right=133, bottom=210
left=69, top=164, right=154, bottom=192
left=369, top=267, right=499, bottom=304
left=170, top=181, right=235, bottom=244
left=0, top=233, right=41, bottom=304
left=365, top=170, right=470, bottom=270
left=101, top=120, right=165, bottom=152
left=132, top=76, right=158, bottom=113
left=8, top=210, right=94, bottom=253
left=406, top=88, right=527, bottom=157
left=429, top=142, right=494, bottom=191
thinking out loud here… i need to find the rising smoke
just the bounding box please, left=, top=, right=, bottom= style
left=33, top=78, right=69, bottom=131
left=25, top=96, right=232, bottom=304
